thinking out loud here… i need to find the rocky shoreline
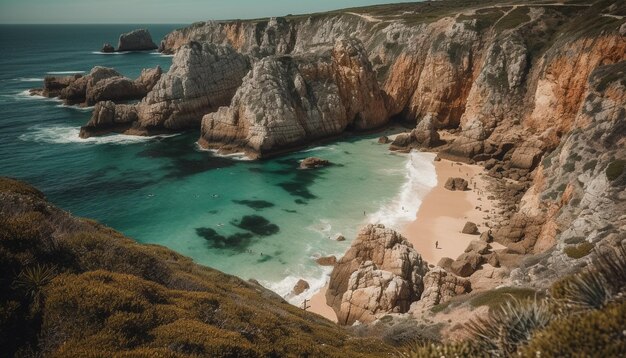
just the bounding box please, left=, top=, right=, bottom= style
left=24, top=0, right=626, bottom=338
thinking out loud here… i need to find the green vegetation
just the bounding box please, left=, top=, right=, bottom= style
left=469, top=287, right=539, bottom=310
left=494, top=6, right=530, bottom=31
left=564, top=241, right=594, bottom=259
left=583, top=159, right=598, bottom=172
left=399, top=241, right=626, bottom=357
left=0, top=178, right=392, bottom=357
left=563, top=161, right=576, bottom=173
left=605, top=159, right=625, bottom=181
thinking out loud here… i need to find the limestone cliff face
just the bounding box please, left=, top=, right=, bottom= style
left=510, top=61, right=626, bottom=286
left=159, top=15, right=371, bottom=57
left=81, top=42, right=249, bottom=137
left=199, top=38, right=387, bottom=157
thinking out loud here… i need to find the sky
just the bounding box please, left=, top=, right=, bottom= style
left=0, top=0, right=419, bottom=24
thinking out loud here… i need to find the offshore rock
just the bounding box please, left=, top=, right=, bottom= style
left=101, top=43, right=115, bottom=53
left=300, top=157, right=330, bottom=169
left=117, top=28, right=158, bottom=52
left=326, top=224, right=428, bottom=325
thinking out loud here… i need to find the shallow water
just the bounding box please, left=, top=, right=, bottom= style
left=0, top=25, right=437, bottom=300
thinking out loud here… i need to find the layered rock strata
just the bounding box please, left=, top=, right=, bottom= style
left=30, top=66, right=161, bottom=107
left=198, top=38, right=387, bottom=157
left=80, top=42, right=250, bottom=137
left=326, top=224, right=429, bottom=325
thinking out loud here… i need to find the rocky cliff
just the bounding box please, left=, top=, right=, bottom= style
left=30, top=66, right=161, bottom=107
left=199, top=38, right=387, bottom=157
left=80, top=42, right=249, bottom=137
left=78, top=0, right=626, bottom=314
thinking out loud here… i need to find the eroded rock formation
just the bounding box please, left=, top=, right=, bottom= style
left=199, top=38, right=387, bottom=157
left=117, top=29, right=158, bottom=52
left=326, top=224, right=428, bottom=325
left=30, top=66, right=161, bottom=107
left=81, top=42, right=250, bottom=137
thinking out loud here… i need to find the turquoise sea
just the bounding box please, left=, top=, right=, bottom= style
left=0, top=25, right=437, bottom=301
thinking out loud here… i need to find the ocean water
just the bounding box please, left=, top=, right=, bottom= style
left=0, top=25, right=437, bottom=301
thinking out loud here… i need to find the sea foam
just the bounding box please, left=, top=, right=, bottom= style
left=20, top=126, right=178, bottom=145
left=15, top=77, right=43, bottom=82
left=46, top=71, right=85, bottom=75
left=368, top=151, right=437, bottom=231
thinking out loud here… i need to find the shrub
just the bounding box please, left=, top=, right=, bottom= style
left=518, top=300, right=626, bottom=357
left=605, top=159, right=625, bottom=180
left=465, top=298, right=555, bottom=356
left=562, top=161, right=576, bottom=173
left=469, top=287, right=540, bottom=310
left=564, top=241, right=594, bottom=259
left=583, top=159, right=597, bottom=172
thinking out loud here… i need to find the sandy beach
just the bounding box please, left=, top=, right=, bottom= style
left=307, top=155, right=499, bottom=322
left=402, top=158, right=498, bottom=264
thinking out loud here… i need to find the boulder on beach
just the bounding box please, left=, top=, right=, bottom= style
left=300, top=157, right=330, bottom=169
left=117, top=29, right=158, bottom=52
left=462, top=221, right=480, bottom=235
left=444, top=177, right=469, bottom=191
left=292, top=279, right=310, bottom=295
left=419, top=267, right=471, bottom=308
left=326, top=224, right=429, bottom=325
left=378, top=135, right=390, bottom=144
left=334, top=234, right=346, bottom=242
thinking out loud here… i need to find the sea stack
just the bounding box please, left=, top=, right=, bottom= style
left=116, top=29, right=158, bottom=52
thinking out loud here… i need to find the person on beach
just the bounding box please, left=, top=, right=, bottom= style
left=435, top=241, right=439, bottom=249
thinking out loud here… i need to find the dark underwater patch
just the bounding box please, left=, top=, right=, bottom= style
left=283, top=209, right=297, bottom=213
left=230, top=215, right=280, bottom=236
left=232, top=199, right=275, bottom=210
left=294, top=199, right=307, bottom=205
left=164, top=156, right=235, bottom=179
left=257, top=254, right=272, bottom=263
left=196, top=227, right=254, bottom=250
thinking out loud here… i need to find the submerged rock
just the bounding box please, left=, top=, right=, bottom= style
left=117, top=29, right=158, bottom=52
left=326, top=224, right=428, bottom=325
left=300, top=157, right=330, bottom=169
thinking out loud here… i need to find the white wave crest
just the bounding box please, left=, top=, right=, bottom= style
left=20, top=126, right=178, bottom=145
left=9, top=90, right=62, bottom=102
left=261, top=269, right=332, bottom=305
left=55, top=104, right=94, bottom=112
left=194, top=142, right=252, bottom=161
left=90, top=51, right=129, bottom=55
left=151, top=52, right=174, bottom=57
left=46, top=71, right=85, bottom=75
left=367, top=151, right=437, bottom=231
left=15, top=77, right=43, bottom=82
